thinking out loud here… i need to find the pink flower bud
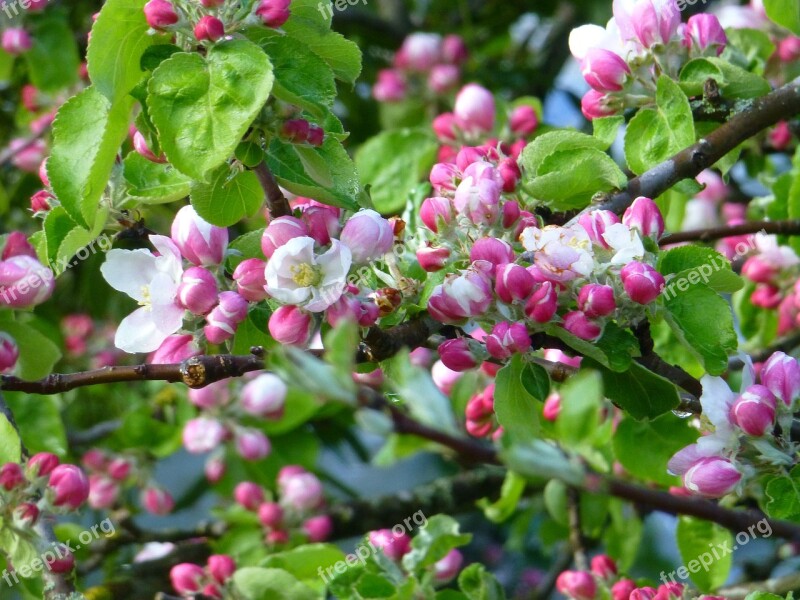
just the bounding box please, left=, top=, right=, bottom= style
left=88, top=475, right=120, bottom=509
left=695, top=170, right=727, bottom=202
left=503, top=201, right=522, bottom=230
left=432, top=360, right=463, bottom=395
left=433, top=549, right=463, bottom=583
left=280, top=472, right=324, bottom=511
left=683, top=457, right=741, bottom=498
left=268, top=305, right=313, bottom=346
left=261, top=216, right=308, bottom=258
left=258, top=502, right=284, bottom=527
left=658, top=583, right=684, bottom=598
left=454, top=83, right=495, bottom=134
left=205, top=456, right=225, bottom=483
left=171, top=206, right=228, bottom=265
left=30, top=190, right=53, bottom=213
left=201, top=0, right=225, bottom=6
left=0, top=463, right=25, bottom=490
left=497, top=158, right=521, bottom=193
left=438, top=338, right=479, bottom=371
left=188, top=378, right=230, bottom=410
left=453, top=175, right=501, bottom=226
left=207, top=555, right=236, bottom=585
left=485, top=322, right=531, bottom=360
left=432, top=112, right=459, bottom=142
left=578, top=210, right=620, bottom=248
left=234, top=481, right=264, bottom=511
left=495, top=263, right=533, bottom=304
left=399, top=33, right=442, bottom=71
left=340, top=210, right=394, bottom=263
left=577, top=284, right=616, bottom=318
left=232, top=258, right=268, bottom=302
left=10, top=138, right=46, bottom=172
left=623, top=196, right=664, bottom=239
left=373, top=69, right=406, bottom=102
left=580, top=90, right=619, bottom=120
left=235, top=429, right=271, bottom=461
left=14, top=502, right=39, bottom=526
left=194, top=15, right=225, bottom=42
left=183, top=417, right=228, bottom=453
left=368, top=529, right=411, bottom=560
left=256, top=0, right=291, bottom=28
left=630, top=588, right=657, bottom=600
left=684, top=14, right=727, bottom=55
left=148, top=334, right=202, bottom=364
left=429, top=162, right=459, bottom=193
left=48, top=464, right=90, bottom=509
left=611, top=579, right=638, bottom=600
left=303, top=515, right=333, bottom=542
left=428, top=263, right=494, bottom=323
left=204, top=291, right=249, bottom=344
left=282, top=119, right=310, bottom=143
left=563, top=310, right=603, bottom=341
left=277, top=465, right=307, bottom=486
left=46, top=552, right=75, bottom=574
left=770, top=121, right=792, bottom=150
left=2, top=28, right=31, bottom=55
left=524, top=281, right=558, bottom=323
left=556, top=570, right=597, bottom=600
left=241, top=373, right=287, bottom=419
left=419, top=197, right=454, bottom=233
left=301, top=205, right=339, bottom=245
left=428, top=64, right=460, bottom=93
left=0, top=333, right=19, bottom=374
left=178, top=266, right=218, bottom=315
left=581, top=49, right=630, bottom=92
left=625, top=0, right=680, bottom=48
left=170, top=563, right=205, bottom=595
left=730, top=384, right=776, bottom=436
left=778, top=36, right=800, bottom=62
left=469, top=237, right=514, bottom=266
left=133, top=130, right=165, bottom=163
left=28, top=452, right=59, bottom=478
left=306, top=125, right=324, bottom=147
left=509, top=105, right=538, bottom=136
left=0, top=255, right=55, bottom=308
left=107, top=458, right=131, bottom=481
left=416, top=244, right=451, bottom=272
left=144, top=0, right=179, bottom=30
left=620, top=261, right=664, bottom=304
left=442, top=34, right=468, bottom=64
left=741, top=256, right=777, bottom=284
left=751, top=284, right=782, bottom=309
left=543, top=392, right=561, bottom=421
left=761, top=351, right=800, bottom=406
left=2, top=232, right=36, bottom=260
left=590, top=555, right=617, bottom=580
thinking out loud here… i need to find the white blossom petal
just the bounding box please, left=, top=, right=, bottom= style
left=114, top=307, right=170, bottom=353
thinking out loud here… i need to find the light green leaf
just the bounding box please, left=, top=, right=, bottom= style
left=0, top=413, right=21, bottom=464
left=477, top=471, right=526, bottom=524
left=261, top=544, right=345, bottom=581
left=283, top=11, right=362, bottom=84
left=87, top=0, right=155, bottom=102
left=0, top=321, right=62, bottom=381
left=123, top=152, right=192, bottom=204
left=48, top=87, right=133, bottom=228
left=494, top=355, right=541, bottom=443
left=25, top=13, right=79, bottom=92
left=190, top=167, right=265, bottom=227
left=519, top=130, right=608, bottom=172
left=764, top=0, right=800, bottom=34
left=614, top=414, right=697, bottom=485
left=556, top=370, right=602, bottom=448
left=233, top=567, right=318, bottom=600
left=658, top=245, right=744, bottom=295
left=148, top=41, right=274, bottom=181
left=458, top=563, right=506, bottom=600
left=676, top=516, right=733, bottom=592
left=4, top=393, right=67, bottom=455
left=765, top=465, right=800, bottom=521
left=401, top=515, right=471, bottom=570
left=545, top=321, right=640, bottom=372
left=679, top=57, right=771, bottom=99
left=592, top=115, right=624, bottom=148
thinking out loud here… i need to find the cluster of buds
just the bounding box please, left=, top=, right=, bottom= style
left=143, top=0, right=292, bottom=43
left=464, top=383, right=500, bottom=439
left=233, top=466, right=332, bottom=546
left=60, top=314, right=122, bottom=368
left=0, top=231, right=55, bottom=309
left=366, top=528, right=463, bottom=584
left=568, top=0, right=727, bottom=119
left=170, top=554, right=236, bottom=599
left=280, top=118, right=325, bottom=147
left=373, top=32, right=468, bottom=103
left=668, top=352, right=800, bottom=498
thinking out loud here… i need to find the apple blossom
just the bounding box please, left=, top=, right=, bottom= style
left=761, top=351, right=800, bottom=406
left=563, top=310, right=603, bottom=341
left=427, top=262, right=494, bottom=323
left=556, top=570, right=597, bottom=600
left=368, top=529, right=411, bottom=560
left=171, top=206, right=228, bottom=266
left=303, top=515, right=333, bottom=542
left=429, top=64, right=460, bottom=93
left=256, top=0, right=291, bottom=28
left=268, top=305, right=313, bottom=346
left=188, top=379, right=230, bottom=410
left=684, top=14, right=727, bottom=55
left=183, top=417, right=228, bottom=454
left=0, top=254, right=55, bottom=309
left=431, top=360, right=463, bottom=395
left=433, top=549, right=463, bottom=583
left=577, top=284, right=616, bottom=318
left=241, top=373, right=287, bottom=419
left=454, top=84, right=495, bottom=133
left=280, top=471, right=324, bottom=511
left=48, top=464, right=90, bottom=510
left=194, top=15, right=225, bottom=43
left=682, top=457, right=742, bottom=498
left=144, top=0, right=179, bottom=30
left=398, top=33, right=442, bottom=71
left=432, top=112, right=459, bottom=142
left=149, top=334, right=201, bottom=364
left=730, top=384, right=776, bottom=436
left=88, top=475, right=120, bottom=509
left=581, top=48, right=630, bottom=92
left=0, top=333, right=19, bottom=374
left=438, top=338, right=479, bottom=371
left=485, top=322, right=531, bottom=359
left=234, top=482, right=264, bottom=511
left=258, top=502, right=284, bottom=528
left=495, top=263, right=534, bottom=304
left=235, top=429, right=271, bottom=461
left=442, top=34, right=468, bottom=64
left=509, top=105, right=538, bottom=136
left=373, top=69, right=406, bottom=102
left=27, top=452, right=59, bottom=478
left=2, top=28, right=31, bottom=55
left=340, top=210, right=394, bottom=263
left=207, top=555, right=236, bottom=585
left=521, top=226, right=594, bottom=282
left=0, top=463, right=25, bottom=491
left=620, top=261, right=664, bottom=304
left=233, top=258, right=269, bottom=302
left=177, top=267, right=218, bottom=315
left=204, top=291, right=249, bottom=344
left=524, top=281, right=558, bottom=323
left=170, top=563, right=205, bottom=595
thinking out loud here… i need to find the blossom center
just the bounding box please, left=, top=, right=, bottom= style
left=138, top=285, right=152, bottom=311
left=291, top=263, right=322, bottom=287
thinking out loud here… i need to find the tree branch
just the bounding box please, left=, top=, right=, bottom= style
left=717, top=572, right=800, bottom=599
left=660, top=219, right=800, bottom=246
left=254, top=161, right=291, bottom=219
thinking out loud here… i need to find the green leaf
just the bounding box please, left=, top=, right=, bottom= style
left=4, top=393, right=67, bottom=455
left=764, top=0, right=800, bottom=34
left=48, top=87, right=133, bottom=228
left=477, top=471, right=526, bottom=524
left=625, top=76, right=694, bottom=176
left=614, top=413, right=697, bottom=485
left=679, top=58, right=771, bottom=100
left=545, top=321, right=640, bottom=372
left=734, top=280, right=778, bottom=348
left=231, top=305, right=274, bottom=355
left=232, top=567, right=318, bottom=600
left=0, top=414, right=21, bottom=464
left=190, top=166, right=265, bottom=227
left=494, top=355, right=541, bottom=443
left=148, top=41, right=274, bottom=181
left=592, top=115, right=624, bottom=148
left=323, top=319, right=357, bottom=377
left=266, top=137, right=360, bottom=211
left=25, top=13, right=79, bottom=92
left=261, top=544, right=346, bottom=581
left=458, top=563, right=506, bottom=600
left=658, top=245, right=744, bottom=294
left=87, top=0, right=155, bottom=103
left=42, top=206, right=79, bottom=267
left=0, top=321, right=62, bottom=381
left=723, top=29, right=776, bottom=75
left=355, top=129, right=438, bottom=214
left=519, top=130, right=607, bottom=172
left=663, top=283, right=738, bottom=376
left=520, top=362, right=550, bottom=401
left=676, top=516, right=733, bottom=592
left=401, top=515, right=471, bottom=570
left=595, top=361, right=681, bottom=420
left=556, top=370, right=602, bottom=448
left=501, top=439, right=586, bottom=487
left=246, top=27, right=335, bottom=117
left=123, top=152, right=192, bottom=204
left=227, top=228, right=265, bottom=272
left=765, top=465, right=800, bottom=521
left=603, top=499, right=643, bottom=571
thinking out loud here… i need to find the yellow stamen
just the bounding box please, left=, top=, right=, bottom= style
left=291, top=263, right=321, bottom=287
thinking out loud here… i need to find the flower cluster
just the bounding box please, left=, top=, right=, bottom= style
left=372, top=32, right=468, bottom=103
left=170, top=554, right=236, bottom=599
left=568, top=0, right=727, bottom=119
left=668, top=352, right=800, bottom=498
left=366, top=528, right=463, bottom=584
left=233, top=465, right=332, bottom=546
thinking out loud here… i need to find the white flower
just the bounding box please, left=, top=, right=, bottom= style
left=264, top=236, right=352, bottom=312
left=754, top=233, right=800, bottom=268
left=100, top=235, right=185, bottom=353
left=602, top=222, right=645, bottom=265
left=696, top=357, right=754, bottom=457
left=521, top=225, right=594, bottom=282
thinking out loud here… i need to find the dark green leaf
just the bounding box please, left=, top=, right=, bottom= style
left=614, top=413, right=697, bottom=484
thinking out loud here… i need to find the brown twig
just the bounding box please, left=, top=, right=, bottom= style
left=661, top=219, right=800, bottom=246
left=566, top=486, right=588, bottom=571
left=254, top=161, right=292, bottom=219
